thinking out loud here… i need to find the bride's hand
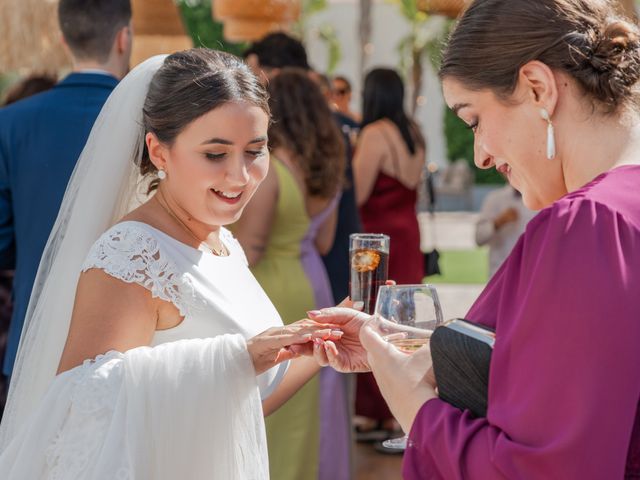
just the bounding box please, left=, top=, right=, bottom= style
left=247, top=323, right=343, bottom=375
left=306, top=302, right=373, bottom=373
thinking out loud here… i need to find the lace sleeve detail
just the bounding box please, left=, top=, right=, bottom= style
left=81, top=223, right=198, bottom=317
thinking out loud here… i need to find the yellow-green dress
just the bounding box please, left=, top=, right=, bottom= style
left=251, top=159, right=319, bottom=480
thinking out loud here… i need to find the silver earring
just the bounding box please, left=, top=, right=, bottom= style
left=540, top=108, right=556, bottom=160
left=157, top=169, right=167, bottom=180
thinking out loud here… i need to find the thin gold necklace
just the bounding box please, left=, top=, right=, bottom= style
left=155, top=190, right=228, bottom=257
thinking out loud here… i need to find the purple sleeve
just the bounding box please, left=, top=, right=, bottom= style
left=403, top=199, right=640, bottom=479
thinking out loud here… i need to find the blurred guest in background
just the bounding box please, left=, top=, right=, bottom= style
left=332, top=75, right=361, bottom=124
left=0, top=73, right=58, bottom=415
left=244, top=31, right=310, bottom=81
left=243, top=32, right=362, bottom=476
left=245, top=32, right=362, bottom=304
left=234, top=69, right=347, bottom=480
left=475, top=184, right=536, bottom=277
left=2, top=74, right=58, bottom=105
left=0, top=0, right=132, bottom=385
left=353, top=68, right=426, bottom=449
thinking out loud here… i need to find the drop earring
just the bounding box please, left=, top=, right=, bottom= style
left=540, top=108, right=556, bottom=160
left=157, top=169, right=167, bottom=180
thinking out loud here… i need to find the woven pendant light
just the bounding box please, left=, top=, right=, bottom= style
left=131, top=0, right=192, bottom=66
left=213, top=0, right=301, bottom=42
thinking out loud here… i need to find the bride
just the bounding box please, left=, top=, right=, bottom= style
left=0, top=49, right=361, bottom=479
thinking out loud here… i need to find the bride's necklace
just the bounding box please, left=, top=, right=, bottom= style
left=155, top=190, right=228, bottom=257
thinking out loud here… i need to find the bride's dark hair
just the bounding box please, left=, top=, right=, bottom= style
left=140, top=48, right=270, bottom=191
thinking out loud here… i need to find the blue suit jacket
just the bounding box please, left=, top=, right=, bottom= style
left=0, top=73, right=118, bottom=375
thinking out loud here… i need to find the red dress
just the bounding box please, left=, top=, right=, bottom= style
left=356, top=171, right=424, bottom=421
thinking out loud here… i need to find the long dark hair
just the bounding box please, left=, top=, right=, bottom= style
left=361, top=68, right=425, bottom=154
left=141, top=48, right=270, bottom=192
left=439, top=0, right=640, bottom=114
left=268, top=68, right=345, bottom=198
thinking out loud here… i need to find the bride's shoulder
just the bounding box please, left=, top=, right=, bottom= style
left=82, top=221, right=167, bottom=274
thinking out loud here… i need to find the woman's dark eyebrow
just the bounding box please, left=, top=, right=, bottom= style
left=201, top=138, right=233, bottom=146
left=200, top=136, right=267, bottom=146
left=452, top=103, right=471, bottom=115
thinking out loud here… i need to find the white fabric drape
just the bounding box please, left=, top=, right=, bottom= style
left=0, top=334, right=269, bottom=479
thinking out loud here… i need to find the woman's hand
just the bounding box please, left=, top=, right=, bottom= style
left=247, top=323, right=342, bottom=375
left=358, top=324, right=438, bottom=432
left=306, top=304, right=372, bottom=372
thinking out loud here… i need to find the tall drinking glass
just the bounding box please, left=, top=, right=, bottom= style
left=349, top=234, right=390, bottom=314
left=372, top=284, right=443, bottom=451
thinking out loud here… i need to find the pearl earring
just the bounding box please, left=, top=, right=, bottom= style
left=157, top=169, right=167, bottom=180
left=540, top=108, right=556, bottom=160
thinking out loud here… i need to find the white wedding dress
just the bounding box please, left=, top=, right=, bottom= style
left=0, top=221, right=286, bottom=479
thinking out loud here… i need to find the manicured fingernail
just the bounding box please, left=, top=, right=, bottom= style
left=307, top=310, right=322, bottom=316
left=313, top=338, right=322, bottom=345
left=331, top=330, right=343, bottom=336
left=353, top=301, right=364, bottom=310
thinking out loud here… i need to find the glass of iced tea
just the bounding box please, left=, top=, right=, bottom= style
left=349, top=234, right=390, bottom=314
left=372, top=283, right=443, bottom=450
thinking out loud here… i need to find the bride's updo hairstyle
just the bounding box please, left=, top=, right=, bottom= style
left=140, top=48, right=270, bottom=191
left=440, top=0, right=640, bottom=115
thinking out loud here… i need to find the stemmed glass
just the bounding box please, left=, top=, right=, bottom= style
left=372, top=284, right=443, bottom=451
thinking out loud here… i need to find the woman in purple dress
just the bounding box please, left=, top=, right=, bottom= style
left=309, top=0, right=640, bottom=477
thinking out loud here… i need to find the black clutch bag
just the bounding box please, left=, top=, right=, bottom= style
left=430, top=319, right=495, bottom=418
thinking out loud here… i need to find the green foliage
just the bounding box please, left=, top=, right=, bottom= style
left=0, top=74, right=19, bottom=103
left=443, top=107, right=504, bottom=185
left=176, top=0, right=247, bottom=56
left=303, top=0, right=328, bottom=16
left=317, top=25, right=341, bottom=74
left=295, top=0, right=342, bottom=74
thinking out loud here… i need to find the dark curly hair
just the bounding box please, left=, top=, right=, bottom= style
left=440, top=0, right=640, bottom=114
left=140, top=48, right=270, bottom=192
left=267, top=68, right=345, bottom=198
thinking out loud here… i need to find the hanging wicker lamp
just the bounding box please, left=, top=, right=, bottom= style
left=131, top=0, right=192, bottom=66
left=213, top=0, right=301, bottom=42
left=417, top=0, right=472, bottom=18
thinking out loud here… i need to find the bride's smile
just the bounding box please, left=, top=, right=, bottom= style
left=146, top=100, right=270, bottom=228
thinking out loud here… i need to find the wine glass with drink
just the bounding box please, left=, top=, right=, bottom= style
left=372, top=283, right=443, bottom=451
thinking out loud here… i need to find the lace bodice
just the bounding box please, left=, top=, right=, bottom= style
left=81, top=221, right=287, bottom=398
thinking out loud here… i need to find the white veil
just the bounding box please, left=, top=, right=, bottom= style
left=0, top=55, right=167, bottom=448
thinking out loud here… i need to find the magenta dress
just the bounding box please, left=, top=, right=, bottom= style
left=403, top=165, right=640, bottom=479
left=300, top=195, right=352, bottom=480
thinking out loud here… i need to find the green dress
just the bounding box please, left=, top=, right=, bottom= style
left=251, top=160, right=319, bottom=480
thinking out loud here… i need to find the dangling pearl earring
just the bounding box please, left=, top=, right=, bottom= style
left=540, top=108, right=556, bottom=160
left=157, top=169, right=167, bottom=180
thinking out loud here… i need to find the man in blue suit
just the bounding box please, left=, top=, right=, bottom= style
left=0, top=0, right=132, bottom=378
